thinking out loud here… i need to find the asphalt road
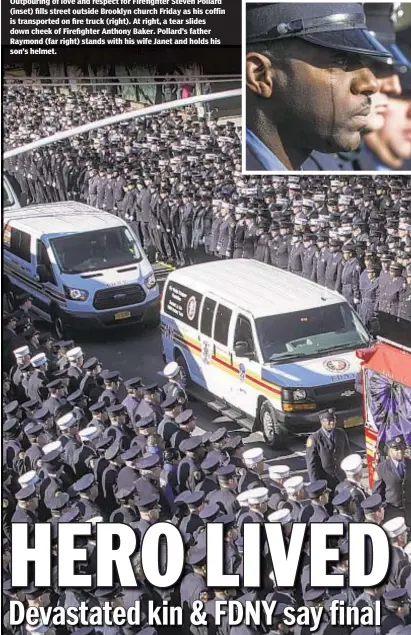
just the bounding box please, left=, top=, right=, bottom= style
left=74, top=322, right=367, bottom=481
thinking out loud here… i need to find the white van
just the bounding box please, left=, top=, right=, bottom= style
left=3, top=202, right=160, bottom=338
left=3, top=173, right=22, bottom=211
left=161, top=259, right=371, bottom=446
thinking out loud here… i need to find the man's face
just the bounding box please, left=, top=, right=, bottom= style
left=364, top=70, right=402, bottom=132
left=246, top=41, right=379, bottom=154
left=377, top=96, right=411, bottom=161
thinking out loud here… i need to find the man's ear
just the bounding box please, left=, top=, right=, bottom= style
left=246, top=52, right=273, bottom=98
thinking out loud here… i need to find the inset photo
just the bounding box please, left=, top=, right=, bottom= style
left=243, top=2, right=411, bottom=173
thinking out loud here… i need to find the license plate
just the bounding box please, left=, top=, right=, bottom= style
left=343, top=416, right=363, bottom=429
left=114, top=310, right=131, bottom=320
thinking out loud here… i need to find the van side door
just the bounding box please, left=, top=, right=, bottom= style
left=230, top=312, right=261, bottom=417
left=34, top=239, right=64, bottom=321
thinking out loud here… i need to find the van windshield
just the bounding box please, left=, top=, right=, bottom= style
left=255, top=303, right=371, bottom=363
left=50, top=226, right=142, bottom=274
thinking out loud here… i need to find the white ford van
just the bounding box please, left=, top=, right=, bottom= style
left=3, top=173, right=22, bottom=211
left=3, top=202, right=160, bottom=338
left=161, top=259, right=371, bottom=446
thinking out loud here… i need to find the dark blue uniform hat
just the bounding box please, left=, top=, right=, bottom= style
left=46, top=379, right=64, bottom=390
left=246, top=3, right=392, bottom=62
left=96, top=437, right=112, bottom=452
left=4, top=418, right=20, bottom=434
left=179, top=436, right=202, bottom=453
left=174, top=491, right=192, bottom=506
left=365, top=3, right=411, bottom=73
left=386, top=435, right=406, bottom=450
left=209, top=427, right=228, bottom=443
left=59, top=506, right=81, bottom=523
left=83, top=357, right=100, bottom=371
left=105, top=441, right=121, bottom=460
left=67, top=389, right=84, bottom=403
left=107, top=403, right=126, bottom=416
left=124, top=376, right=143, bottom=389
left=135, top=454, right=161, bottom=470
left=16, top=485, right=37, bottom=500
left=199, top=503, right=221, bottom=521
left=121, top=446, right=142, bottom=461
left=135, top=493, right=159, bottom=511
left=175, top=409, right=195, bottom=426
left=33, top=406, right=51, bottom=421
left=306, top=479, right=329, bottom=499
left=304, top=587, right=326, bottom=602
left=136, top=415, right=156, bottom=429
left=219, top=513, right=237, bottom=529
left=143, top=382, right=158, bottom=393
left=24, top=422, right=44, bottom=437
left=384, top=588, right=408, bottom=605
left=162, top=394, right=179, bottom=409
left=101, top=370, right=122, bottom=382
left=89, top=401, right=106, bottom=414
left=361, top=493, right=386, bottom=512
left=116, top=486, right=135, bottom=500
left=46, top=492, right=70, bottom=510
left=332, top=488, right=352, bottom=507
left=201, top=451, right=221, bottom=472
left=188, top=548, right=207, bottom=566
left=22, top=399, right=40, bottom=411
left=185, top=491, right=206, bottom=506
left=216, top=464, right=237, bottom=479
left=4, top=400, right=19, bottom=415
left=73, top=473, right=95, bottom=492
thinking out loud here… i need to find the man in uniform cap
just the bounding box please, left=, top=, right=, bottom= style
left=180, top=548, right=208, bottom=621
left=122, top=377, right=144, bottom=424
left=361, top=493, right=386, bottom=525
left=157, top=394, right=181, bottom=447
left=207, top=465, right=240, bottom=516
left=335, top=453, right=367, bottom=521
left=136, top=382, right=163, bottom=424
left=382, top=517, right=409, bottom=590
left=162, top=361, right=188, bottom=408
left=381, top=588, right=410, bottom=635
left=66, top=346, right=84, bottom=393
left=100, top=370, right=122, bottom=407
left=245, top=3, right=391, bottom=170
left=73, top=473, right=103, bottom=521
left=304, top=480, right=331, bottom=522
left=11, top=484, right=39, bottom=528
left=27, top=353, right=48, bottom=402
left=238, top=447, right=265, bottom=493
left=43, top=379, right=67, bottom=417
left=133, top=493, right=161, bottom=541
left=306, top=409, right=351, bottom=491
left=373, top=435, right=411, bottom=527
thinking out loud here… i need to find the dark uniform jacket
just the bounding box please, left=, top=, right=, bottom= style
left=373, top=457, right=411, bottom=527
left=306, top=428, right=351, bottom=491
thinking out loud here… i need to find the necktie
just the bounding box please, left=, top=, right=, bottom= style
left=397, top=461, right=405, bottom=479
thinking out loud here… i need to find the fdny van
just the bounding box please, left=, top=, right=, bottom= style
left=161, top=259, right=371, bottom=447
left=3, top=202, right=160, bottom=338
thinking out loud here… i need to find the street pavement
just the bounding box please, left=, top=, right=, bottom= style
left=75, top=322, right=367, bottom=482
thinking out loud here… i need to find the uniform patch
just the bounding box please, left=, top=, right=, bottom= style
left=306, top=438, right=313, bottom=448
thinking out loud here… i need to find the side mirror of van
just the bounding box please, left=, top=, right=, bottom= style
left=234, top=341, right=253, bottom=358
left=368, top=317, right=380, bottom=337
left=36, top=265, right=49, bottom=283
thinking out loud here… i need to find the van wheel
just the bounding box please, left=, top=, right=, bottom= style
left=53, top=312, right=68, bottom=340
left=259, top=400, right=282, bottom=448
left=175, top=353, right=192, bottom=390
